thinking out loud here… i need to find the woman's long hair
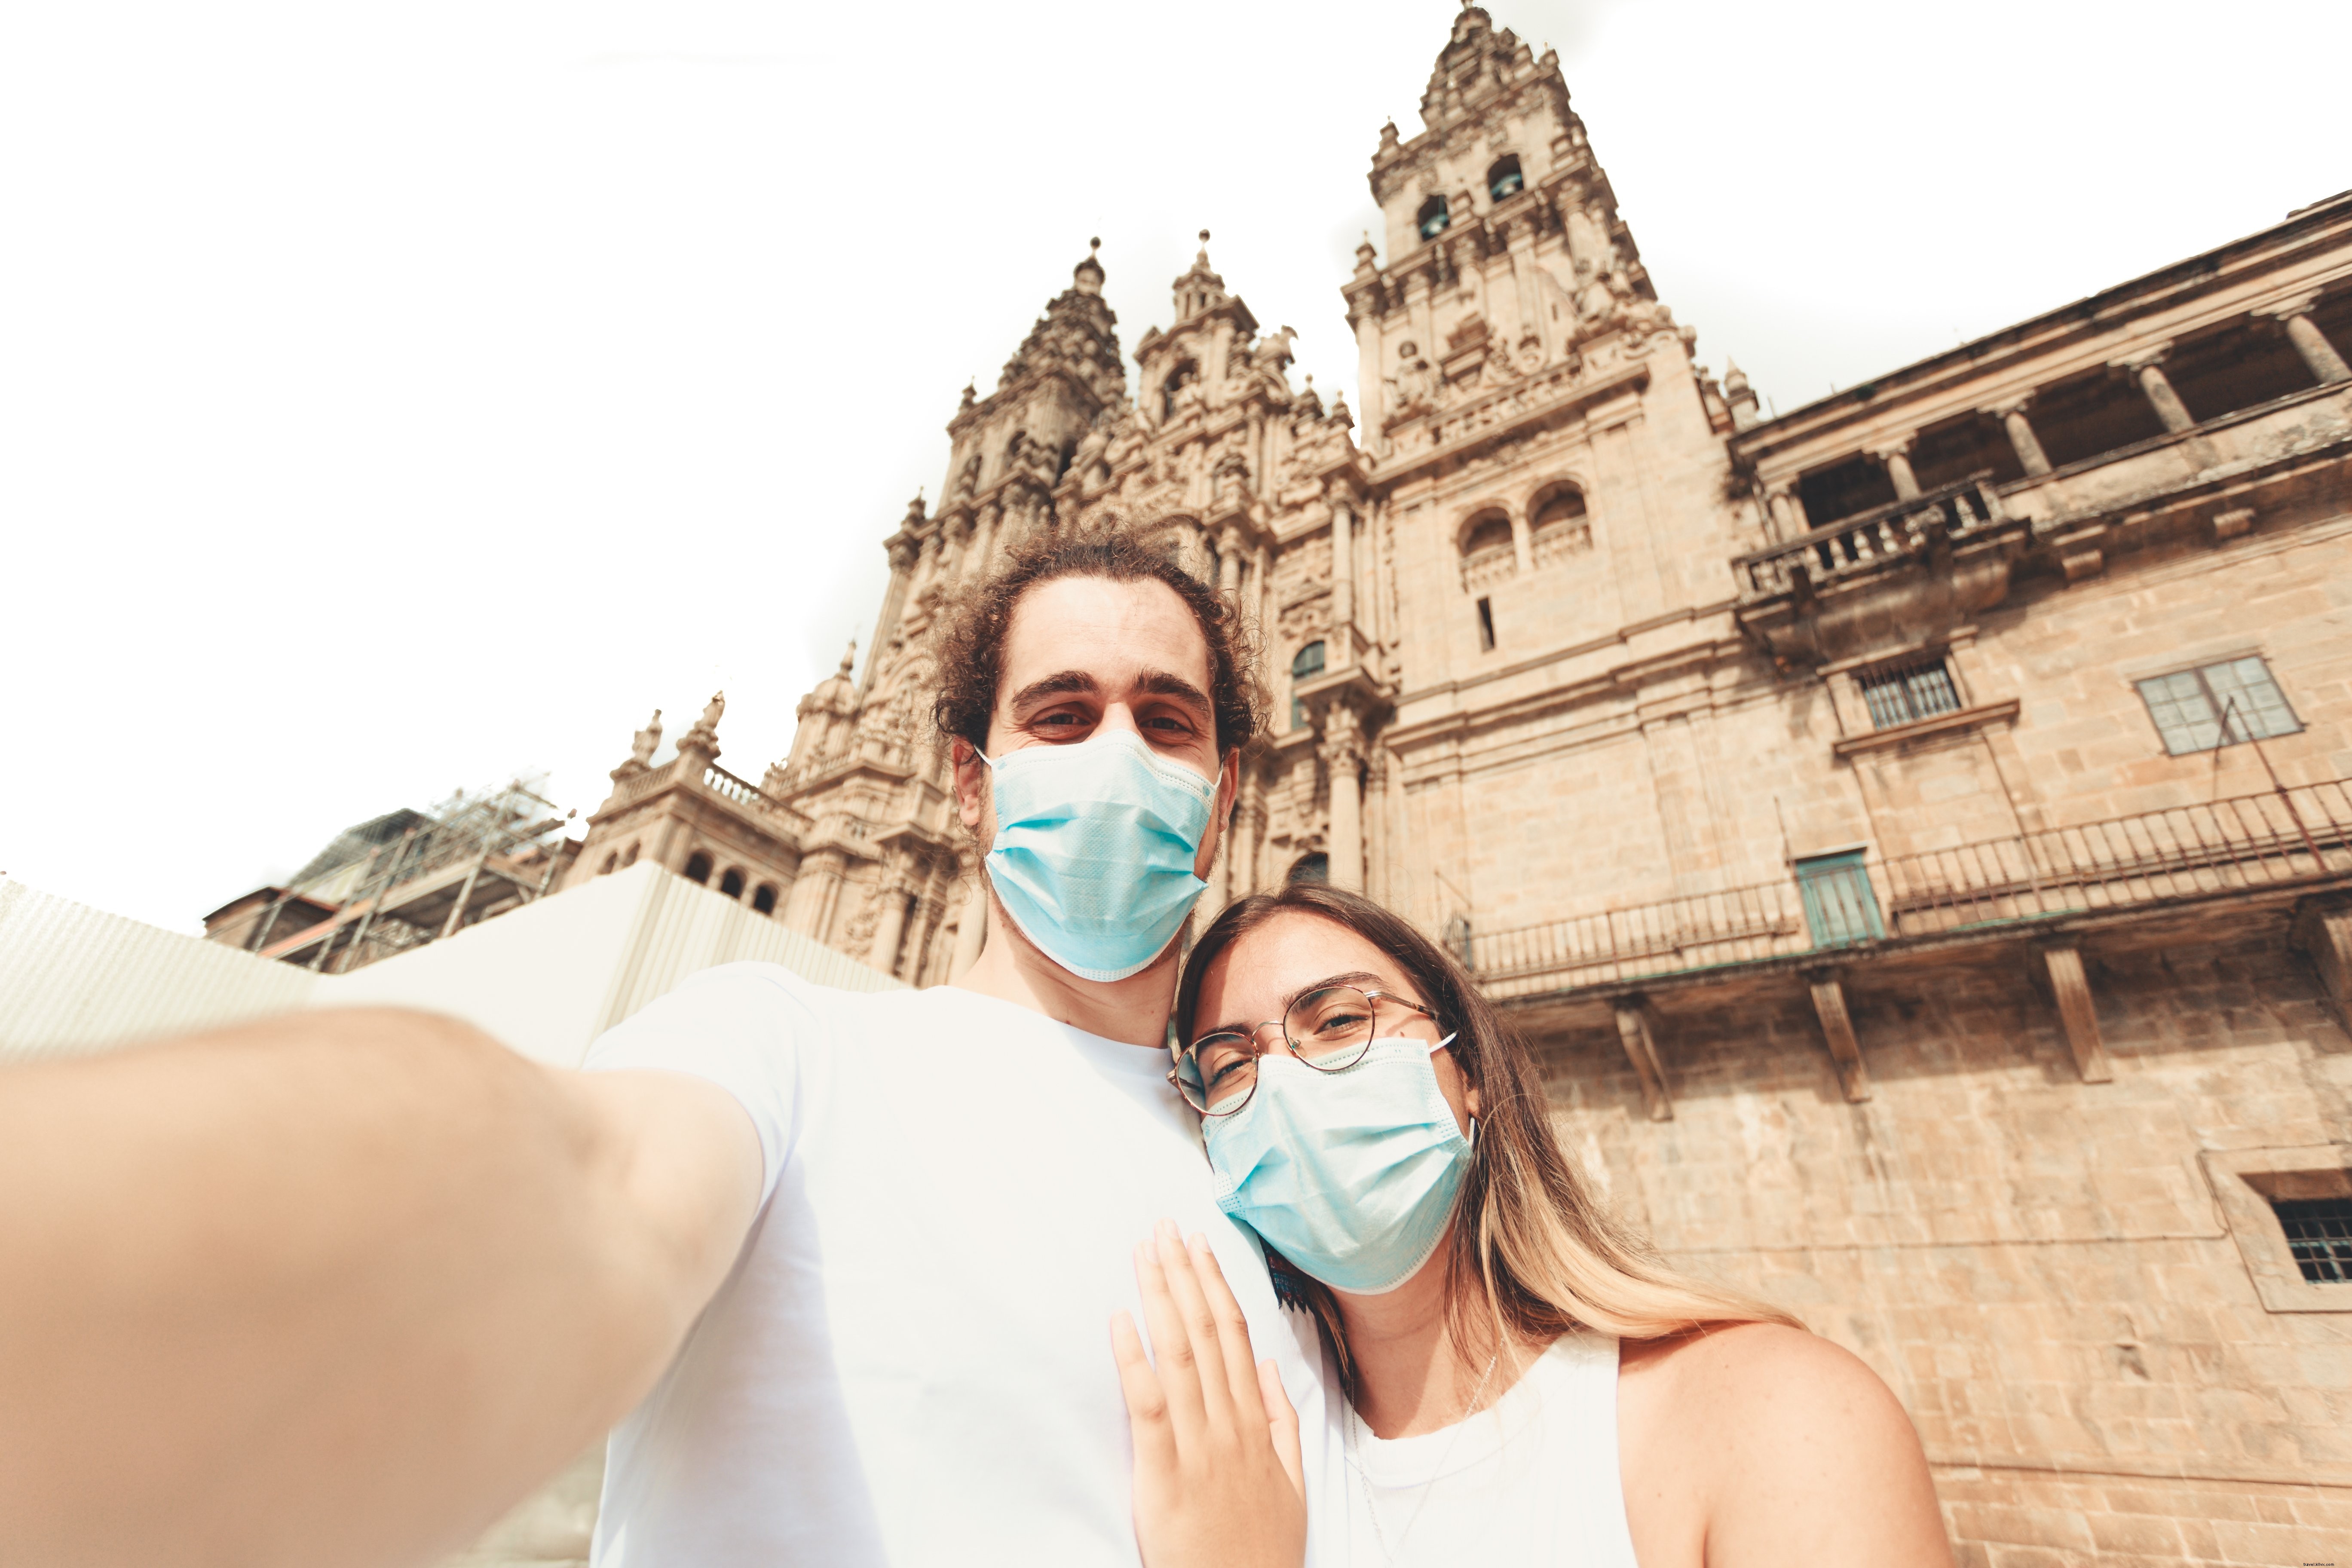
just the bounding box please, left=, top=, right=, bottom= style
left=1177, top=883, right=1801, bottom=1390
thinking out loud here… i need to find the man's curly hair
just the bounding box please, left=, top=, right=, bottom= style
left=930, top=525, right=1267, bottom=756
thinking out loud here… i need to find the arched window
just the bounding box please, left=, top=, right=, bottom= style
left=1462, top=514, right=1514, bottom=556
left=1530, top=486, right=1590, bottom=567
left=1287, top=853, right=1330, bottom=885
left=1532, top=487, right=1587, bottom=530
left=622, top=842, right=639, bottom=867
left=719, top=867, right=747, bottom=900
left=683, top=852, right=713, bottom=885
left=600, top=851, right=618, bottom=875
left=1290, top=640, right=1326, bottom=729
left=753, top=883, right=779, bottom=916
left=1416, top=195, right=1451, bottom=241
left=1486, top=155, right=1523, bottom=202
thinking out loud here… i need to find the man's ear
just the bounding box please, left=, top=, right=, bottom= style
left=951, top=738, right=988, bottom=832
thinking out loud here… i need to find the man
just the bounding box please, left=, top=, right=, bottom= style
left=0, top=529, right=1328, bottom=1567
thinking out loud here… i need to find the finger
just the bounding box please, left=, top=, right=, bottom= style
left=1133, top=1237, right=1209, bottom=1448
left=1259, top=1358, right=1306, bottom=1501
left=1155, top=1219, right=1239, bottom=1432
left=1185, top=1231, right=1270, bottom=1427
left=1110, top=1311, right=1178, bottom=1476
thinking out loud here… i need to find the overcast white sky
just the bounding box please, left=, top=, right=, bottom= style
left=4, top=0, right=2346, bottom=932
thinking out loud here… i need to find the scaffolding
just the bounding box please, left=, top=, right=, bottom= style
left=241, top=777, right=577, bottom=975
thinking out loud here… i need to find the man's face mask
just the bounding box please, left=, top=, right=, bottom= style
left=977, top=728, right=1219, bottom=983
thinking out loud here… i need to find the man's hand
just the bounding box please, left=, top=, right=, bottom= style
left=1111, top=1219, right=1305, bottom=1568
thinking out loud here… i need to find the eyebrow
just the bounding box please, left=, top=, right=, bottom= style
left=1189, top=970, right=1392, bottom=1044
left=1006, top=669, right=1099, bottom=717
left=1006, top=666, right=1213, bottom=721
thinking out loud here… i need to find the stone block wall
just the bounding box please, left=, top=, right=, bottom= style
left=1527, top=926, right=2352, bottom=1564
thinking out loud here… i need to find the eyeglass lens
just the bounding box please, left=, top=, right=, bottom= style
left=1174, top=985, right=1395, bottom=1115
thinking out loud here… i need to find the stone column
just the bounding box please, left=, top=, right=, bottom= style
left=1764, top=487, right=1800, bottom=544
left=1508, top=510, right=1533, bottom=573
left=1987, top=398, right=2053, bottom=477
left=1217, top=527, right=1244, bottom=599
left=1871, top=440, right=1921, bottom=501
left=949, top=875, right=989, bottom=978
left=1328, top=503, right=1356, bottom=671
left=867, top=872, right=912, bottom=980
left=2259, top=295, right=2352, bottom=385
left=911, top=530, right=945, bottom=600
left=861, top=540, right=919, bottom=698
left=2114, top=346, right=2195, bottom=433
left=782, top=847, right=842, bottom=934
left=1222, top=770, right=1259, bottom=906
left=962, top=505, right=1001, bottom=583
left=1321, top=706, right=1365, bottom=892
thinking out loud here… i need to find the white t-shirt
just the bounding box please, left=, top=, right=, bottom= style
left=1337, top=1333, right=1637, bottom=1568
left=582, top=962, right=1338, bottom=1567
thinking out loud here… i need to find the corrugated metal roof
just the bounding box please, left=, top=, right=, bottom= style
left=1, top=864, right=906, bottom=1067
left=0, top=879, right=322, bottom=1060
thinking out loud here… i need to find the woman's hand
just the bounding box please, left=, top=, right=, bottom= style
left=1112, top=1219, right=1306, bottom=1568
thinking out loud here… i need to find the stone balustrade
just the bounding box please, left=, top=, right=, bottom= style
left=1736, top=476, right=2007, bottom=597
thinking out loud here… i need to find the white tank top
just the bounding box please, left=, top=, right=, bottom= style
left=1335, top=1332, right=1639, bottom=1568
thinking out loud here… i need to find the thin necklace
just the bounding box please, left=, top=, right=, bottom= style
left=1345, top=1345, right=1503, bottom=1565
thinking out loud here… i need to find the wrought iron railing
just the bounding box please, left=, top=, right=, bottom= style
left=1470, top=880, right=1811, bottom=998
left=1468, top=778, right=2352, bottom=999
left=1880, top=779, right=2352, bottom=936
left=1737, top=474, right=2006, bottom=597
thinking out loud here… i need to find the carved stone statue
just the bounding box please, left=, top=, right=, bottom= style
left=697, top=691, right=726, bottom=732
left=1251, top=325, right=1299, bottom=385
left=630, top=709, right=663, bottom=766
left=1385, top=349, right=1439, bottom=422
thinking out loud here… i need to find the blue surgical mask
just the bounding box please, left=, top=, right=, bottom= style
left=980, top=728, right=1219, bottom=983
left=1203, top=1036, right=1472, bottom=1295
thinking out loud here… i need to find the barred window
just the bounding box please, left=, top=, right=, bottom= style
left=2273, top=1196, right=2352, bottom=1283
left=1858, top=655, right=1963, bottom=729
left=2135, top=655, right=2301, bottom=756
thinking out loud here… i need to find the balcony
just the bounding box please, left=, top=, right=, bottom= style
left=1467, top=777, right=2352, bottom=1002
left=1735, top=475, right=2011, bottom=598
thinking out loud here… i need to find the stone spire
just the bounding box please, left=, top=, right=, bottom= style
left=611, top=708, right=663, bottom=781
left=677, top=691, right=725, bottom=765
left=1171, top=230, right=1231, bottom=322
left=995, top=240, right=1124, bottom=400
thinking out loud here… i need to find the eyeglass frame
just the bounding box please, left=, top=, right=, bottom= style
left=1166, top=984, right=1447, bottom=1118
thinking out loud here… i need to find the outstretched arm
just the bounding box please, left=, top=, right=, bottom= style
left=0, top=1006, right=762, bottom=1568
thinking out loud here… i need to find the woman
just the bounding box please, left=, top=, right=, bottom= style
left=1114, top=882, right=1951, bottom=1567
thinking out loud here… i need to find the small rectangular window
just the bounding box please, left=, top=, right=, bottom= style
left=1476, top=597, right=1496, bottom=652
left=2135, top=655, right=2301, bottom=756
left=1857, top=655, right=1963, bottom=729
left=1795, top=851, right=1883, bottom=946
left=2274, top=1197, right=2352, bottom=1283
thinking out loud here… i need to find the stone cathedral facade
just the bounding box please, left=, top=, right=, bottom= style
left=558, top=9, right=2352, bottom=1559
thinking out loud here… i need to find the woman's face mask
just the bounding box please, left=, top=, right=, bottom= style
left=1204, top=1035, right=1473, bottom=1294
left=1184, top=913, right=1481, bottom=1295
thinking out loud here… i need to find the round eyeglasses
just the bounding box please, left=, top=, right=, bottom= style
left=1169, top=983, right=1445, bottom=1116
